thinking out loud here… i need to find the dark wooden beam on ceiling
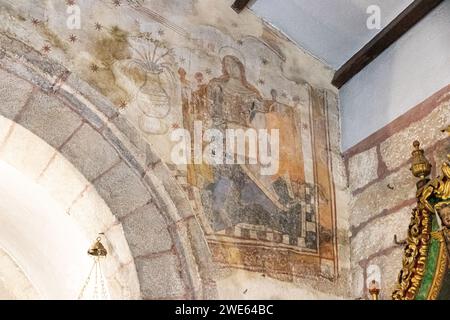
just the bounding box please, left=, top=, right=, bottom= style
left=232, top=0, right=252, bottom=13
left=332, top=0, right=444, bottom=89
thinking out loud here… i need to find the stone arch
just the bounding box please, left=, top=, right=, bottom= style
left=0, top=32, right=216, bottom=299
left=0, top=114, right=140, bottom=299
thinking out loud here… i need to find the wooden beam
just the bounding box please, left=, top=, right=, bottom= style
left=232, top=0, right=252, bottom=13
left=332, top=0, right=444, bottom=89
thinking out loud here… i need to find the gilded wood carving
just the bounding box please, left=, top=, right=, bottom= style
left=392, top=130, right=450, bottom=300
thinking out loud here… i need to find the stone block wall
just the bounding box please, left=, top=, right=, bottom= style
left=345, top=85, right=450, bottom=299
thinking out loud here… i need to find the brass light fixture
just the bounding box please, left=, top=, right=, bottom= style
left=78, top=235, right=109, bottom=300
left=369, top=280, right=380, bottom=300
left=88, top=237, right=108, bottom=257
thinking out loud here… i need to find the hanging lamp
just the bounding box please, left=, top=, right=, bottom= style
left=78, top=235, right=109, bottom=300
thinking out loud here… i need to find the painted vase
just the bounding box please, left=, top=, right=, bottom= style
left=136, top=71, right=171, bottom=135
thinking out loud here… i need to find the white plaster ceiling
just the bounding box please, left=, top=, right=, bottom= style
left=251, top=0, right=414, bottom=69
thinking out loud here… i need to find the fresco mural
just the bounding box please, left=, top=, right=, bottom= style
left=178, top=54, right=337, bottom=280
left=0, top=0, right=339, bottom=282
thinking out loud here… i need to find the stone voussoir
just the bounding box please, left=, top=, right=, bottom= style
left=0, top=32, right=68, bottom=78
left=152, top=161, right=195, bottom=219
left=111, top=114, right=149, bottom=154
left=63, top=73, right=119, bottom=119
left=0, top=44, right=54, bottom=93
left=143, top=170, right=185, bottom=224
left=136, top=253, right=187, bottom=299
left=121, top=203, right=174, bottom=258
left=102, top=123, right=147, bottom=177
left=57, top=88, right=107, bottom=130
left=94, top=161, right=152, bottom=219
left=0, top=67, right=33, bottom=120
left=170, top=218, right=205, bottom=299
left=61, top=123, right=121, bottom=181
left=16, top=90, right=83, bottom=149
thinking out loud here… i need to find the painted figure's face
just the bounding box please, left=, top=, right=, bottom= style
left=438, top=205, right=450, bottom=227
left=195, top=72, right=204, bottom=83
left=223, top=56, right=243, bottom=79
left=178, top=68, right=186, bottom=78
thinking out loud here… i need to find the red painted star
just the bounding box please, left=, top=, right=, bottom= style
left=69, top=34, right=77, bottom=43
left=42, top=44, right=51, bottom=54
left=66, top=0, right=76, bottom=6
left=90, top=64, right=99, bottom=72
left=118, top=100, right=128, bottom=109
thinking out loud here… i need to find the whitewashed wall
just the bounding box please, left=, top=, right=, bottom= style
left=340, top=1, right=450, bottom=151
